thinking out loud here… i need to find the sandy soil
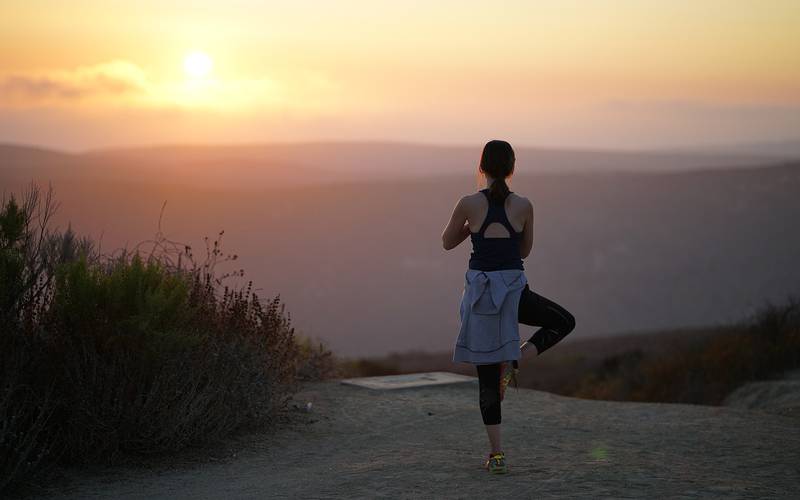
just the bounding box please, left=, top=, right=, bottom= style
left=27, top=378, right=800, bottom=499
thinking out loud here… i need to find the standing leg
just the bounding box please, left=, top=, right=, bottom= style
left=516, top=284, right=576, bottom=363
left=476, top=363, right=503, bottom=454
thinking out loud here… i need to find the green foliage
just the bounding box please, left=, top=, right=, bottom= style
left=1, top=183, right=96, bottom=333
left=0, top=184, right=334, bottom=494
left=0, top=196, right=29, bottom=328
left=51, top=253, right=198, bottom=356
left=294, top=335, right=338, bottom=381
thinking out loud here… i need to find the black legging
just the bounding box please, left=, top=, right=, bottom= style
left=477, top=284, right=575, bottom=425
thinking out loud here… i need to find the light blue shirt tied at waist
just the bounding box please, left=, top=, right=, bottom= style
left=453, top=268, right=528, bottom=364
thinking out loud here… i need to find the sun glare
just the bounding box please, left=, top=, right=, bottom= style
left=183, top=51, right=213, bottom=78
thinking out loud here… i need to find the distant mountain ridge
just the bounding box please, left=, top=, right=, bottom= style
left=2, top=143, right=799, bottom=357
left=2, top=141, right=793, bottom=187
left=670, top=139, right=800, bottom=158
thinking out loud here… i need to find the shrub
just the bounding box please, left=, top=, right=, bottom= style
left=1, top=183, right=331, bottom=493
left=572, top=299, right=800, bottom=405
left=294, top=335, right=338, bottom=382
left=572, top=349, right=645, bottom=401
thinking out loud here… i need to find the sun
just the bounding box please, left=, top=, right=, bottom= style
left=183, top=51, right=213, bottom=78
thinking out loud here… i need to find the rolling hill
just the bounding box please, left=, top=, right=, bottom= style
left=2, top=142, right=799, bottom=357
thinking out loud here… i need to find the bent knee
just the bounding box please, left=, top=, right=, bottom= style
left=562, top=310, right=576, bottom=334
left=567, top=313, right=575, bottom=333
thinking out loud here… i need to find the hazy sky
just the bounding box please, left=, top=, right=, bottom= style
left=1, top=0, right=798, bottom=151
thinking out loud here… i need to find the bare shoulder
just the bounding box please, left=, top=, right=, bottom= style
left=460, top=191, right=483, bottom=208
left=465, top=191, right=484, bottom=201
left=509, top=192, right=533, bottom=210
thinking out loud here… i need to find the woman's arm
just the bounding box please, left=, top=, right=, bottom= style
left=442, top=196, right=471, bottom=250
left=520, top=199, right=534, bottom=258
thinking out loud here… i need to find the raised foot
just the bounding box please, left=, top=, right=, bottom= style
left=499, top=362, right=518, bottom=401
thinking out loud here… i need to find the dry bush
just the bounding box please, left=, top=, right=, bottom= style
left=572, top=299, right=800, bottom=405
left=1, top=184, right=331, bottom=493
left=295, top=335, right=338, bottom=381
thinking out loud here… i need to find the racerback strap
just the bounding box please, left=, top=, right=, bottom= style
left=477, top=189, right=517, bottom=236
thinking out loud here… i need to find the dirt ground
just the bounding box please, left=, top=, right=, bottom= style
left=26, top=378, right=800, bottom=499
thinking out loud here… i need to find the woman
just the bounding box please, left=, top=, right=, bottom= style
left=441, top=139, right=576, bottom=474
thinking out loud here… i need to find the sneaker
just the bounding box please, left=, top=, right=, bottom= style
left=499, top=362, right=518, bottom=402
left=485, top=451, right=509, bottom=474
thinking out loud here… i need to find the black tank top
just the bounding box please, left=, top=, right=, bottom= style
left=468, top=189, right=524, bottom=271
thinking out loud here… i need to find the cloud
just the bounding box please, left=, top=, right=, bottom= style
left=1, top=60, right=149, bottom=104
left=0, top=60, right=342, bottom=114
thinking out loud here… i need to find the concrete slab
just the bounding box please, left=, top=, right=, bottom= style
left=339, top=371, right=476, bottom=390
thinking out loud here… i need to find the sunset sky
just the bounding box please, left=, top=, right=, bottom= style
left=1, top=0, right=798, bottom=151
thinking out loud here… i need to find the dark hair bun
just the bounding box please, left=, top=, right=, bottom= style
left=479, top=140, right=515, bottom=204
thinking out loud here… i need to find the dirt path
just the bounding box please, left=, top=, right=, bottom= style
left=31, top=379, right=800, bottom=499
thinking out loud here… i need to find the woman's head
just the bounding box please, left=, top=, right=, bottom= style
left=478, top=139, right=515, bottom=204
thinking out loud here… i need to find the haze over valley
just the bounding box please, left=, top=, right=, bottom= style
left=3, top=142, right=798, bottom=357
